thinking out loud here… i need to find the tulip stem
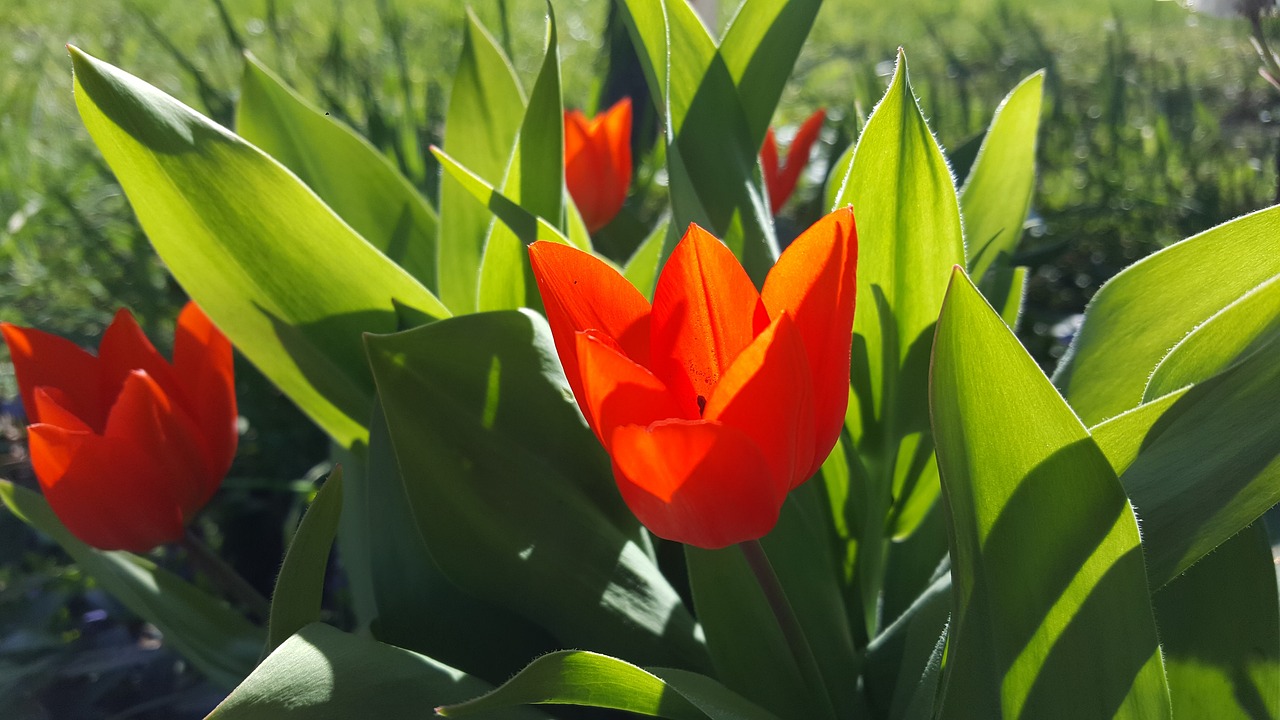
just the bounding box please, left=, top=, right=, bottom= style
left=739, top=539, right=835, bottom=719
left=182, top=529, right=271, bottom=621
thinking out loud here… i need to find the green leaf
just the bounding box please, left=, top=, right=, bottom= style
left=438, top=11, right=526, bottom=313
left=363, top=399, right=557, bottom=681
left=832, top=50, right=965, bottom=633
left=1152, top=523, right=1280, bottom=720
left=208, top=623, right=543, bottom=719
left=70, top=46, right=449, bottom=450
left=622, top=216, right=669, bottom=300
left=615, top=0, right=779, bottom=283
left=1089, top=282, right=1280, bottom=587
left=438, top=650, right=778, bottom=720
left=685, top=482, right=858, bottom=720
left=960, top=71, right=1044, bottom=288
left=478, top=6, right=567, bottom=312
left=235, top=55, right=440, bottom=293
left=364, top=310, right=707, bottom=669
left=978, top=266, right=1028, bottom=330
left=0, top=481, right=264, bottom=689
left=432, top=147, right=571, bottom=246
left=1145, top=273, right=1280, bottom=400
left=718, top=0, right=823, bottom=147
left=265, top=468, right=342, bottom=655
left=864, top=571, right=951, bottom=720
left=929, top=269, right=1170, bottom=719
left=1053, top=204, right=1280, bottom=425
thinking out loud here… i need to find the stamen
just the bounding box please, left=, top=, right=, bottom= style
left=697, top=395, right=707, bottom=416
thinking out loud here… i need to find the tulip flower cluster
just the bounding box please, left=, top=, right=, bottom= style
left=530, top=207, right=857, bottom=548
left=2, top=303, right=235, bottom=553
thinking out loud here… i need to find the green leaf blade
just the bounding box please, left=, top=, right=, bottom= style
left=1054, top=205, right=1280, bottom=425
left=236, top=55, right=440, bottom=293
left=929, top=269, right=1170, bottom=719
left=265, top=468, right=343, bottom=655
left=961, top=71, right=1044, bottom=287
left=365, top=310, right=707, bottom=670
left=70, top=46, right=448, bottom=449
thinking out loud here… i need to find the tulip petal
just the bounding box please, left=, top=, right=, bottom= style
left=99, top=308, right=183, bottom=408
left=32, top=388, right=93, bottom=434
left=774, top=109, right=826, bottom=211
left=576, top=330, right=694, bottom=445
left=529, top=241, right=652, bottom=426
left=174, top=302, right=238, bottom=481
left=105, top=370, right=217, bottom=513
left=610, top=419, right=784, bottom=549
left=651, top=224, right=770, bottom=410
left=1, top=322, right=103, bottom=428
left=762, top=207, right=858, bottom=476
left=760, top=128, right=783, bottom=212
left=704, top=312, right=816, bottom=491
left=29, top=423, right=185, bottom=552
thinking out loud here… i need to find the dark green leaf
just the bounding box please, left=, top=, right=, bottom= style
left=265, top=467, right=343, bottom=654
left=208, top=623, right=542, bottom=719
left=365, top=310, right=707, bottom=669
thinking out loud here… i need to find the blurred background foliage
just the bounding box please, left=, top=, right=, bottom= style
left=1, top=0, right=1278, bottom=717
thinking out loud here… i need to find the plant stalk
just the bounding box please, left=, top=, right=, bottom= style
left=739, top=538, right=836, bottom=720
left=182, top=528, right=271, bottom=621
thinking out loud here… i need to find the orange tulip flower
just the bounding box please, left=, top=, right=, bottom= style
left=564, top=97, right=632, bottom=233
left=761, top=109, right=826, bottom=214
left=530, top=208, right=858, bottom=548
left=1, top=302, right=237, bottom=553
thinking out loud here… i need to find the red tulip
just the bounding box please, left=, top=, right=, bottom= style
left=564, top=97, right=633, bottom=233
left=530, top=208, right=858, bottom=548
left=1, top=302, right=237, bottom=553
left=761, top=109, right=826, bottom=214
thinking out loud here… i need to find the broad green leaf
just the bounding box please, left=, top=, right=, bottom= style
left=439, top=11, right=526, bottom=313
left=265, top=467, right=342, bottom=654
left=1089, top=308, right=1280, bottom=587
left=1146, top=272, right=1280, bottom=400
left=438, top=651, right=778, bottom=720
left=365, top=310, right=707, bottom=669
left=70, top=47, right=449, bottom=450
left=208, top=623, right=543, bottom=719
left=717, top=0, right=823, bottom=147
left=832, top=50, right=965, bottom=631
left=930, top=269, right=1170, bottom=719
left=329, top=442, right=377, bottom=632
left=961, top=72, right=1044, bottom=288
left=1053, top=204, right=1280, bottom=424
left=432, top=147, right=571, bottom=246
left=0, top=481, right=264, bottom=689
left=235, top=55, right=439, bottom=292
left=364, top=399, right=557, bottom=681
left=615, top=0, right=778, bottom=283
left=623, top=216, right=670, bottom=300
left=1152, top=524, right=1280, bottom=719
left=686, top=482, right=858, bottom=720
left=478, top=7, right=566, bottom=312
